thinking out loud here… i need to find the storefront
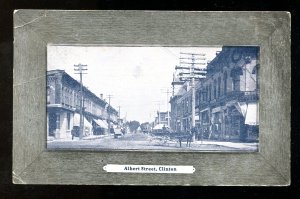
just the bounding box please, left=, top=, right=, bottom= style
left=200, top=108, right=210, bottom=139
left=211, top=107, right=225, bottom=140
left=92, top=119, right=109, bottom=135
left=225, top=101, right=259, bottom=141
left=47, top=106, right=75, bottom=139
left=73, top=113, right=93, bottom=136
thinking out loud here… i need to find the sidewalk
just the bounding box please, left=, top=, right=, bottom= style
left=47, top=134, right=110, bottom=142
left=82, top=134, right=110, bottom=140
left=193, top=140, right=258, bottom=151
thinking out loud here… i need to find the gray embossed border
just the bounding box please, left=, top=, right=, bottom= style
left=13, top=10, right=290, bottom=185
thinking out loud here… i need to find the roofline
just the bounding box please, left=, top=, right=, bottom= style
left=47, top=70, right=118, bottom=114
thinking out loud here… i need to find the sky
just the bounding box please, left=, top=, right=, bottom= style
left=47, top=45, right=221, bottom=123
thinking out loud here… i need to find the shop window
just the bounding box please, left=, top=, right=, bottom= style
left=202, top=112, right=209, bottom=124
left=56, top=114, right=60, bottom=129
left=233, top=78, right=240, bottom=91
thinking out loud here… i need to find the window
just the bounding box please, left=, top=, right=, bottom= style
left=61, top=87, right=65, bottom=105
left=73, top=93, right=76, bottom=107
left=202, top=112, right=209, bottom=124
left=68, top=90, right=71, bottom=106
left=224, top=72, right=227, bottom=94
left=206, top=86, right=208, bottom=101
left=213, top=80, right=217, bottom=99
left=209, top=84, right=212, bottom=101
left=47, top=86, right=51, bottom=104
left=233, top=77, right=240, bottom=91
left=189, top=97, right=192, bottom=112
left=218, top=77, right=221, bottom=98
left=196, top=91, right=199, bottom=106
left=186, top=98, right=189, bottom=113
left=56, top=114, right=60, bottom=129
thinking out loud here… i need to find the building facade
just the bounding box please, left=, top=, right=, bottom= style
left=154, top=111, right=170, bottom=127
left=170, top=46, right=259, bottom=141
left=47, top=70, right=118, bottom=139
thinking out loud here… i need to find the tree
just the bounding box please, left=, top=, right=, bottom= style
left=140, top=122, right=150, bottom=133
left=128, top=121, right=140, bottom=133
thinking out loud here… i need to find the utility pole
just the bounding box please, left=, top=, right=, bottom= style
left=118, top=105, right=121, bottom=126
left=74, top=63, right=87, bottom=140
left=175, top=52, right=207, bottom=141
left=107, top=94, right=113, bottom=133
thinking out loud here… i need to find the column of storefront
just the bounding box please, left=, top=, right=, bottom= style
left=59, top=111, right=68, bottom=139
left=220, top=109, right=225, bottom=140
left=54, top=112, right=60, bottom=139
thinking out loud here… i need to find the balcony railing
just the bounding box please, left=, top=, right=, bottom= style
left=199, top=90, right=259, bottom=109
left=220, top=91, right=259, bottom=102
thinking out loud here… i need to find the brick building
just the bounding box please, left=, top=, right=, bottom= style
left=47, top=70, right=118, bottom=139
left=170, top=46, right=259, bottom=141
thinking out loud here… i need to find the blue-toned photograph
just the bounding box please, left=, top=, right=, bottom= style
left=47, top=45, right=259, bottom=152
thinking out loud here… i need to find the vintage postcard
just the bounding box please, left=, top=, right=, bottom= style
left=13, top=10, right=290, bottom=185
left=47, top=45, right=259, bottom=152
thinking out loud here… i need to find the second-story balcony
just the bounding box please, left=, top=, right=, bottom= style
left=220, top=90, right=259, bottom=102
left=199, top=90, right=259, bottom=109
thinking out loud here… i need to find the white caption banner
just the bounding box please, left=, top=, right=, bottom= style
left=103, top=164, right=195, bottom=174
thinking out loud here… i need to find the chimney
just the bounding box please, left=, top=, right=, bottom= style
left=100, top=94, right=103, bottom=99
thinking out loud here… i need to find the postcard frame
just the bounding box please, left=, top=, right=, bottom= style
left=13, top=10, right=290, bottom=185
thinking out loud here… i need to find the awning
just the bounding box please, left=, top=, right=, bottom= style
left=245, top=103, right=259, bottom=125
left=212, top=106, right=224, bottom=113
left=153, top=124, right=168, bottom=130
left=226, top=100, right=237, bottom=107
left=93, top=119, right=108, bottom=129
left=73, top=113, right=93, bottom=128
left=200, top=107, right=210, bottom=113
left=235, top=102, right=248, bottom=117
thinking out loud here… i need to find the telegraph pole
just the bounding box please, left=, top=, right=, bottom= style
left=107, top=94, right=113, bottom=133
left=176, top=52, right=207, bottom=141
left=118, top=105, right=121, bottom=126
left=74, top=63, right=88, bottom=140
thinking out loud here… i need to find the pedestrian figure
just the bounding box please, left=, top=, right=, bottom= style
left=162, top=125, right=167, bottom=134
left=71, top=129, right=75, bottom=140
left=110, top=127, right=115, bottom=134
left=191, top=126, right=198, bottom=141
left=186, top=129, right=194, bottom=147
left=121, top=127, right=126, bottom=135
left=209, top=123, right=216, bottom=139
left=71, top=126, right=79, bottom=140
left=200, top=128, right=204, bottom=144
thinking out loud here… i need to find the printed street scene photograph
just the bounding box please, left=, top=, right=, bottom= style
left=47, top=45, right=259, bottom=152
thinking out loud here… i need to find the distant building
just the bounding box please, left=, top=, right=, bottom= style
left=170, top=80, right=203, bottom=133
left=154, top=111, right=170, bottom=127
left=170, top=46, right=259, bottom=141
left=47, top=70, right=118, bottom=139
